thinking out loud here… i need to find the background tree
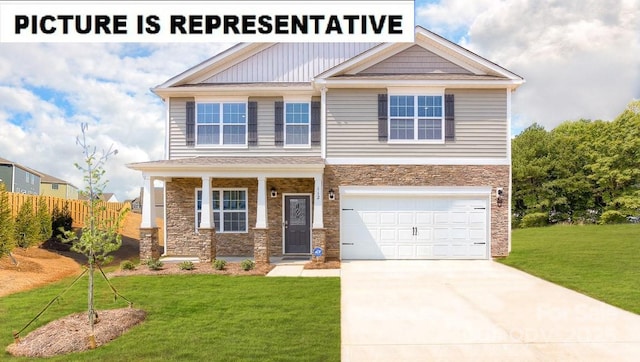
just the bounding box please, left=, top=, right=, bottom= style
left=0, top=182, right=15, bottom=258
left=61, top=123, right=128, bottom=348
left=512, top=100, right=640, bottom=226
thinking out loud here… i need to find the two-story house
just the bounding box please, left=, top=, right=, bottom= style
left=128, top=26, right=524, bottom=263
left=0, top=156, right=42, bottom=195
left=40, top=172, right=79, bottom=199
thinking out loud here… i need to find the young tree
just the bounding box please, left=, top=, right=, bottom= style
left=61, top=123, right=128, bottom=348
left=0, top=182, right=15, bottom=258
left=36, top=199, right=52, bottom=242
left=14, top=199, right=39, bottom=247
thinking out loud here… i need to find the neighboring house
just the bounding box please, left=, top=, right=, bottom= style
left=0, top=156, right=42, bottom=195
left=40, top=172, right=79, bottom=199
left=79, top=192, right=119, bottom=203
left=128, top=26, right=524, bottom=263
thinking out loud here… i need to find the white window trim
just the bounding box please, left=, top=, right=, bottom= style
left=388, top=94, right=445, bottom=144
left=195, top=188, right=249, bottom=233
left=195, top=101, right=248, bottom=148
left=284, top=101, right=312, bottom=148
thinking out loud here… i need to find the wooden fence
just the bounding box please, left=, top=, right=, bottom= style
left=6, top=192, right=130, bottom=229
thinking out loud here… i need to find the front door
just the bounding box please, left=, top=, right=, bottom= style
left=284, top=195, right=311, bottom=254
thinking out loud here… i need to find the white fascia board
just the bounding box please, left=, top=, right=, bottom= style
left=140, top=168, right=323, bottom=179
left=320, top=79, right=523, bottom=89
left=340, top=185, right=492, bottom=197
left=153, top=84, right=315, bottom=99
left=313, top=42, right=394, bottom=80
left=325, top=157, right=510, bottom=165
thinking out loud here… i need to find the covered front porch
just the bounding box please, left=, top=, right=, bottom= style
left=128, top=157, right=327, bottom=264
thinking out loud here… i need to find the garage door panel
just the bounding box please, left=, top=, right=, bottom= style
left=341, top=194, right=489, bottom=260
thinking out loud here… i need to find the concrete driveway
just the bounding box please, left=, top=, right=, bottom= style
left=341, top=260, right=640, bottom=361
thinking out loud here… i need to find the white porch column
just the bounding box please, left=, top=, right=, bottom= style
left=200, top=176, right=212, bottom=229
left=313, top=174, right=324, bottom=228
left=141, top=175, right=156, bottom=228
left=256, top=176, right=267, bottom=228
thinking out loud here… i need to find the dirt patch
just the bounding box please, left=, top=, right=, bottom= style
left=0, top=248, right=82, bottom=297
left=6, top=308, right=146, bottom=358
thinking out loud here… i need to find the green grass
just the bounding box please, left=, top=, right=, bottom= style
left=0, top=275, right=340, bottom=361
left=499, top=224, right=640, bottom=314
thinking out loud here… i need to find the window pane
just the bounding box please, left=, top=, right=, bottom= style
left=285, top=103, right=310, bottom=124
left=390, top=119, right=414, bottom=140
left=418, top=96, right=442, bottom=118
left=286, top=124, right=309, bottom=145
left=197, top=103, right=220, bottom=124
left=197, top=124, right=219, bottom=144
left=223, top=190, right=246, bottom=210
left=223, top=125, right=246, bottom=144
left=212, top=191, right=220, bottom=210
left=223, top=212, right=246, bottom=232
left=223, top=103, right=247, bottom=124
left=196, top=190, right=202, bottom=211
left=418, top=119, right=442, bottom=140
left=390, top=96, right=414, bottom=117
left=213, top=212, right=220, bottom=230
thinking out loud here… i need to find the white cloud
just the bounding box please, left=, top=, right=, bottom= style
left=417, top=0, right=640, bottom=132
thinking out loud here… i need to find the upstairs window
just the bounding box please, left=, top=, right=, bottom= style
left=389, top=95, right=443, bottom=142
left=196, top=102, right=247, bottom=146
left=285, top=102, right=310, bottom=146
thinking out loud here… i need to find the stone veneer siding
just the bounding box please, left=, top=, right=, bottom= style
left=322, top=164, right=510, bottom=259
left=165, top=177, right=315, bottom=258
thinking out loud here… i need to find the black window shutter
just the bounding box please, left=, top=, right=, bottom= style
left=186, top=101, right=195, bottom=146
left=378, top=94, right=388, bottom=141
left=311, top=101, right=321, bottom=145
left=248, top=101, right=258, bottom=146
left=274, top=101, right=284, bottom=146
left=445, top=94, right=455, bottom=141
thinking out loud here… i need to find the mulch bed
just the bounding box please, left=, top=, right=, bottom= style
left=6, top=308, right=146, bottom=358
left=108, top=261, right=275, bottom=277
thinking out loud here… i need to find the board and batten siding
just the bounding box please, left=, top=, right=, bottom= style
left=325, top=88, right=508, bottom=159
left=203, top=43, right=378, bottom=83
left=360, top=45, right=472, bottom=75
left=168, top=97, right=320, bottom=159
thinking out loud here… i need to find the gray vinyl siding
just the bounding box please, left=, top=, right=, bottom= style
left=326, top=88, right=507, bottom=159
left=360, top=45, right=472, bottom=75
left=203, top=43, right=378, bottom=83
left=13, top=167, right=40, bottom=195
left=169, top=97, right=320, bottom=159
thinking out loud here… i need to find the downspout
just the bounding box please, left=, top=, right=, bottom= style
left=506, top=88, right=513, bottom=253
left=164, top=97, right=170, bottom=160
left=319, top=83, right=327, bottom=160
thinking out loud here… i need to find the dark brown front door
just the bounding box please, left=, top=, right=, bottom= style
left=284, top=195, right=311, bottom=254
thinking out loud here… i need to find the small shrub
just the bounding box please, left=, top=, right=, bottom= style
left=51, top=204, right=73, bottom=240
left=213, top=259, right=227, bottom=270
left=146, top=258, right=164, bottom=271
left=240, top=259, right=255, bottom=271
left=120, top=260, right=136, bottom=271
left=179, top=261, right=195, bottom=270
left=520, top=212, right=548, bottom=228
left=599, top=210, right=627, bottom=225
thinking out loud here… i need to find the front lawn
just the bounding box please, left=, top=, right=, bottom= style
left=499, top=224, right=640, bottom=314
left=0, top=275, right=340, bottom=361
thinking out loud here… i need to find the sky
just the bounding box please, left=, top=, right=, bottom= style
left=0, top=0, right=638, bottom=201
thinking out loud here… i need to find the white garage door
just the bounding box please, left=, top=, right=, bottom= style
left=341, top=192, right=489, bottom=260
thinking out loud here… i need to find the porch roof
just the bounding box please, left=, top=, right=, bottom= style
left=127, top=156, right=325, bottom=178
